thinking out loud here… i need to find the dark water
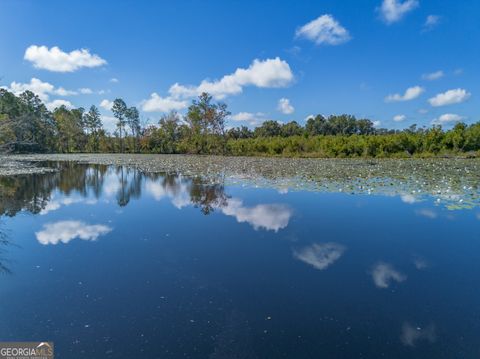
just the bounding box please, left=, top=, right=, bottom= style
left=0, top=162, right=479, bottom=358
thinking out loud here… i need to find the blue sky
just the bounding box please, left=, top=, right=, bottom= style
left=1, top=0, right=479, bottom=132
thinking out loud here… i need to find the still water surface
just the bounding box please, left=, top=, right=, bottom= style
left=0, top=162, right=479, bottom=358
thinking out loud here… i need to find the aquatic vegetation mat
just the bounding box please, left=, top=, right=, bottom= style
left=1, top=154, right=479, bottom=209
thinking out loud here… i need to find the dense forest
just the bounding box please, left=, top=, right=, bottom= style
left=1, top=88, right=479, bottom=158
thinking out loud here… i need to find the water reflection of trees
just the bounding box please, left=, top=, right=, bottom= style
left=143, top=172, right=229, bottom=215
left=0, top=220, right=11, bottom=274
left=0, top=162, right=108, bottom=216
left=0, top=162, right=229, bottom=216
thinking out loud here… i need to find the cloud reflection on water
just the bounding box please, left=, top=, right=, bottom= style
left=40, top=196, right=97, bottom=215
left=145, top=178, right=191, bottom=209
left=293, top=242, right=346, bottom=270
left=35, top=220, right=112, bottom=245
left=221, top=198, right=292, bottom=232
left=400, top=322, right=436, bottom=346
left=371, top=262, right=406, bottom=288
left=415, top=208, right=438, bottom=219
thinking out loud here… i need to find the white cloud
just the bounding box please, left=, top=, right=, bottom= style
left=35, top=220, right=112, bottom=245
left=293, top=242, right=346, bottom=270
left=101, top=116, right=117, bottom=133
left=378, top=0, right=419, bottom=24
left=3, top=77, right=77, bottom=102
left=428, top=88, right=471, bottom=107
left=295, top=14, right=351, bottom=45
left=230, top=112, right=272, bottom=127
left=431, top=113, right=465, bottom=125
left=46, top=99, right=74, bottom=111
left=393, top=114, right=406, bottom=122
left=168, top=57, right=293, bottom=100
left=141, top=93, right=188, bottom=113
left=373, top=120, right=382, bottom=127
left=385, top=86, right=424, bottom=102
left=55, top=87, right=77, bottom=96
left=110, top=78, right=119, bottom=83
left=221, top=198, right=292, bottom=232
left=277, top=98, right=294, bottom=114
left=371, top=262, right=406, bottom=288
left=423, top=15, right=441, bottom=31
left=401, top=323, right=436, bottom=346
left=24, top=45, right=107, bottom=72
left=100, top=99, right=114, bottom=111
left=422, top=70, right=444, bottom=81
left=5, top=78, right=53, bottom=102
left=79, top=87, right=93, bottom=94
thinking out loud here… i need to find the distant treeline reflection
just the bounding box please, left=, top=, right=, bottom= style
left=0, top=162, right=229, bottom=217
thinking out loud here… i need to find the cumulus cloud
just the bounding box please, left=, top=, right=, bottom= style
left=423, top=15, right=441, bottom=31
left=100, top=99, right=114, bottom=111
left=221, top=198, right=292, bottom=232
left=431, top=113, right=465, bottom=125
left=55, top=87, right=77, bottom=96
left=101, top=116, right=117, bottom=133
left=277, top=98, right=294, bottom=114
left=295, top=14, right=351, bottom=45
left=401, top=322, right=436, bottom=346
left=385, top=86, right=424, bottom=102
left=35, top=220, right=112, bottom=245
left=79, top=87, right=93, bottom=94
left=378, top=0, right=419, bottom=24
left=293, top=242, right=346, bottom=270
left=230, top=112, right=271, bottom=127
left=371, top=262, right=406, bottom=288
left=168, top=57, right=293, bottom=100
left=46, top=99, right=74, bottom=111
left=24, top=45, right=107, bottom=72
left=422, top=70, right=444, bottom=81
left=373, top=120, right=382, bottom=127
left=110, top=78, right=119, bottom=83
left=3, top=77, right=76, bottom=102
left=141, top=93, right=188, bottom=113
left=428, top=88, right=471, bottom=107
left=393, top=114, right=406, bottom=122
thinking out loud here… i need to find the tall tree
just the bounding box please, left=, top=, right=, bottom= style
left=83, top=105, right=103, bottom=152
left=184, top=93, right=230, bottom=154
left=112, top=99, right=127, bottom=152
left=52, top=106, right=85, bottom=153
left=126, top=106, right=140, bottom=152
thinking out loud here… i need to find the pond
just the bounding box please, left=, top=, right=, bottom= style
left=0, top=158, right=479, bottom=358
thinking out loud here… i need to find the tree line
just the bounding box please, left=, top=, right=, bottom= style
left=1, top=88, right=479, bottom=157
